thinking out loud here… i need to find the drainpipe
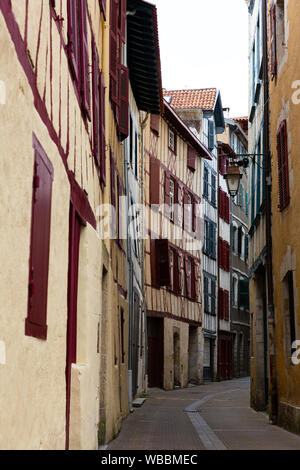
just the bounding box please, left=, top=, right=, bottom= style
left=140, top=111, right=149, bottom=391
left=262, top=0, right=278, bottom=424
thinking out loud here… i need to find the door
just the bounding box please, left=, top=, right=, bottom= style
left=147, top=317, right=164, bottom=388
left=132, top=292, right=140, bottom=398
left=65, top=203, right=81, bottom=450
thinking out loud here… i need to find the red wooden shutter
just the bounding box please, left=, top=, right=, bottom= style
left=224, top=290, right=229, bottom=321
left=187, top=146, right=197, bottom=172
left=219, top=187, right=223, bottom=219
left=79, top=0, right=91, bottom=120
left=120, top=0, right=127, bottom=43
left=67, top=0, right=80, bottom=82
left=225, top=194, right=229, bottom=223
left=26, top=138, right=54, bottom=340
left=119, top=65, right=129, bottom=139
left=191, top=258, right=196, bottom=300
left=192, top=197, right=197, bottom=233
left=178, top=252, right=183, bottom=293
left=156, top=239, right=170, bottom=287
left=173, top=250, right=180, bottom=294
left=164, top=171, right=170, bottom=218
left=99, top=0, right=106, bottom=20
left=184, top=256, right=191, bottom=298
left=225, top=242, right=230, bottom=271
left=109, top=0, right=118, bottom=105
left=183, top=189, right=189, bottom=230
left=270, top=3, right=277, bottom=80
left=174, top=180, right=182, bottom=226
left=150, top=114, right=160, bottom=135
left=150, top=158, right=160, bottom=205
left=110, top=151, right=116, bottom=237
left=92, top=40, right=100, bottom=166
left=218, top=238, right=223, bottom=269
left=100, top=71, right=106, bottom=185
left=150, top=239, right=158, bottom=287
left=219, top=288, right=224, bottom=320
left=277, top=120, right=290, bottom=211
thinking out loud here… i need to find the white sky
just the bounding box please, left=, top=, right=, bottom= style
left=150, top=0, right=249, bottom=118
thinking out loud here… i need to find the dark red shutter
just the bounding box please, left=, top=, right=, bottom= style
left=219, top=187, right=223, bottom=219
left=99, top=0, right=106, bottom=20
left=100, top=72, right=106, bottom=185
left=156, top=239, right=170, bottom=287
left=225, top=194, right=229, bottom=223
left=110, top=151, right=116, bottom=237
left=224, top=290, right=229, bottom=321
left=184, top=256, right=191, bottom=298
left=92, top=40, right=100, bottom=166
left=187, top=146, right=197, bottom=172
left=150, top=114, right=160, bottom=135
left=176, top=182, right=183, bottom=226
left=150, top=158, right=160, bottom=205
left=225, top=242, right=230, bottom=271
left=109, top=0, right=118, bottom=105
left=191, top=258, right=196, bottom=300
left=218, top=238, right=223, bottom=269
left=67, top=0, right=80, bottom=82
left=219, top=288, right=224, bottom=320
left=164, top=171, right=170, bottom=215
left=120, top=0, right=127, bottom=43
left=119, top=65, right=129, bottom=139
left=173, top=250, right=180, bottom=294
left=277, top=120, right=290, bottom=211
left=178, top=252, right=183, bottom=293
left=270, top=3, right=277, bottom=80
left=26, top=138, right=54, bottom=340
left=183, top=189, right=189, bottom=230
left=192, top=197, right=197, bottom=233
left=150, top=239, right=158, bottom=287
left=79, top=0, right=91, bottom=120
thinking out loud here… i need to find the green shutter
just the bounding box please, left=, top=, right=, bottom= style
left=208, top=120, right=214, bottom=150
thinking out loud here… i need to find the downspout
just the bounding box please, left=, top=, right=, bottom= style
left=262, top=0, right=278, bottom=423
left=140, top=111, right=149, bottom=390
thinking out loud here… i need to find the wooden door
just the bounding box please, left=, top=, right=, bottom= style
left=147, top=317, right=164, bottom=388
left=65, top=204, right=81, bottom=450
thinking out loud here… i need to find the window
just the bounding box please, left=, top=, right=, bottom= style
left=208, top=120, right=214, bottom=150
left=92, top=40, right=106, bottom=184
left=120, top=308, right=125, bottom=363
left=155, top=239, right=170, bottom=287
left=277, top=120, right=290, bottom=211
left=168, top=128, right=176, bottom=153
left=187, top=193, right=192, bottom=232
left=185, top=257, right=192, bottom=299
left=67, top=0, right=91, bottom=120
left=203, top=166, right=209, bottom=199
left=233, top=276, right=238, bottom=307
left=239, top=279, right=250, bottom=310
left=218, top=238, right=230, bottom=272
left=219, top=188, right=230, bottom=223
left=204, top=219, right=216, bottom=259
left=150, top=158, right=160, bottom=205
left=169, top=179, right=175, bottom=222
left=203, top=165, right=216, bottom=207
left=25, top=136, right=54, bottom=340
left=283, top=271, right=296, bottom=359
left=232, top=224, right=238, bottom=253
left=245, top=234, right=249, bottom=262
left=219, top=288, right=229, bottom=320
left=170, top=249, right=174, bottom=291
left=204, top=274, right=216, bottom=315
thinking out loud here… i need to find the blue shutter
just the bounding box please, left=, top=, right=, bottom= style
left=211, top=278, right=216, bottom=314
left=208, top=120, right=214, bottom=150
left=204, top=276, right=209, bottom=312
left=239, top=280, right=250, bottom=309
left=211, top=173, right=216, bottom=206
left=204, top=166, right=209, bottom=199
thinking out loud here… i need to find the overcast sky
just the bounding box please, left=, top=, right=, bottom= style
left=150, top=0, right=249, bottom=118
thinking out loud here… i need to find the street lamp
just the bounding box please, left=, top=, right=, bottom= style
left=224, top=164, right=242, bottom=198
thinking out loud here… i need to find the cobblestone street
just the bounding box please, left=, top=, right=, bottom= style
left=108, top=378, right=300, bottom=451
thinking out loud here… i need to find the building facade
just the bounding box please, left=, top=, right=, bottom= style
left=163, top=89, right=226, bottom=382
left=267, top=0, right=300, bottom=434
left=218, top=117, right=250, bottom=379
left=144, top=100, right=211, bottom=391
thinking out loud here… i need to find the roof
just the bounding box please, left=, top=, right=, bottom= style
left=127, top=0, right=163, bottom=114
left=232, top=116, right=248, bottom=135
left=163, top=88, right=217, bottom=111
left=163, top=100, right=211, bottom=160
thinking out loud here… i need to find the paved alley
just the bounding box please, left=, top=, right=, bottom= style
left=107, top=378, right=300, bottom=451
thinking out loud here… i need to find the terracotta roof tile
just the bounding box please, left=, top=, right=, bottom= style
left=163, top=88, right=217, bottom=110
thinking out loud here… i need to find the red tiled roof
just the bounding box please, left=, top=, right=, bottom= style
left=163, top=88, right=217, bottom=110
left=232, top=116, right=248, bottom=134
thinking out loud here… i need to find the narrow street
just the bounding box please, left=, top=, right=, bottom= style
left=108, top=378, right=300, bottom=451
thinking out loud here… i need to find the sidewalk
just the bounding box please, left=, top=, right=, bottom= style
left=107, top=378, right=300, bottom=450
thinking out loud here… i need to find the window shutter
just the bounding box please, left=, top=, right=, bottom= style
left=67, top=0, right=80, bottom=82
left=208, top=120, right=214, bottom=150
left=26, top=139, right=54, bottom=340
left=204, top=276, right=209, bottom=312
left=156, top=239, right=170, bottom=287
left=150, top=239, right=158, bottom=287
left=277, top=120, right=290, bottom=211
left=100, top=72, right=106, bottom=185
left=191, top=259, right=196, bottom=300
left=239, top=280, right=250, bottom=309
left=225, top=194, right=230, bottom=223
left=110, top=151, right=116, bottom=237
left=219, top=288, right=224, bottom=320
left=219, top=187, right=223, bottom=219
left=187, top=146, right=197, bottom=172
left=225, top=242, right=230, bottom=271
left=192, top=197, right=197, bottom=233
left=194, top=260, right=199, bottom=301
left=120, top=0, right=127, bottom=43
left=79, top=0, right=91, bottom=120
left=99, top=0, right=106, bottom=20
left=109, top=0, right=118, bottom=105
left=238, top=227, right=242, bottom=255
left=150, top=158, right=160, bottom=205
left=173, top=250, right=180, bottom=294
left=211, top=174, right=216, bottom=206
left=245, top=235, right=249, bottom=261
left=119, top=65, right=129, bottom=139
left=150, top=114, right=160, bottom=135
left=204, top=167, right=209, bottom=198
left=211, top=279, right=216, bottom=314
left=164, top=171, right=171, bottom=219
left=218, top=238, right=223, bottom=269
left=117, top=174, right=123, bottom=247
left=174, top=180, right=182, bottom=226
left=270, top=3, right=277, bottom=80
left=92, top=40, right=100, bottom=166
left=184, top=256, right=191, bottom=298
left=178, top=252, right=183, bottom=293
